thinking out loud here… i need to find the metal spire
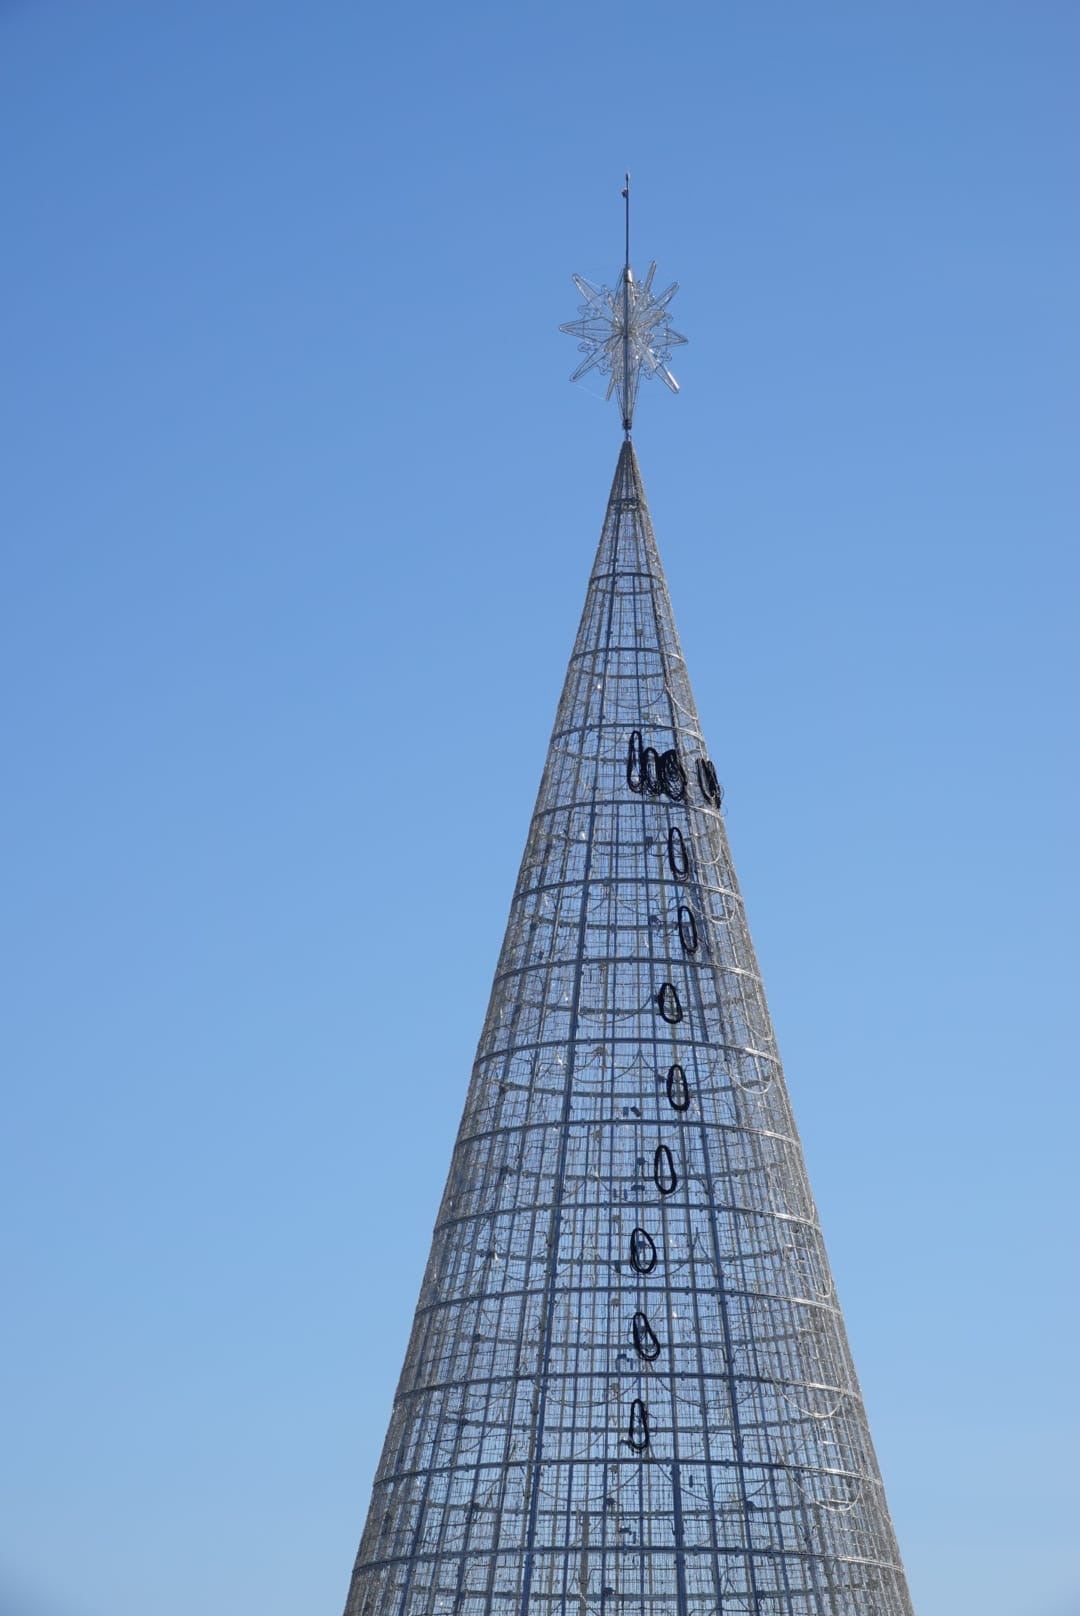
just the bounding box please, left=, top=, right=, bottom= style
left=559, top=176, right=687, bottom=434
left=622, top=173, right=631, bottom=434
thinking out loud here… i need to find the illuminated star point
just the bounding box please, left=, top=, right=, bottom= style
left=559, top=260, right=687, bottom=431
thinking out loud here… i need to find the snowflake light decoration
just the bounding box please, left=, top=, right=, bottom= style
left=560, top=260, right=687, bottom=432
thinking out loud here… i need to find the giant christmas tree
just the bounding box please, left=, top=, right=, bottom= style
left=341, top=182, right=914, bottom=1616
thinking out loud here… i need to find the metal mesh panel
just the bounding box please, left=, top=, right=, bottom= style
left=343, top=440, right=915, bottom=1616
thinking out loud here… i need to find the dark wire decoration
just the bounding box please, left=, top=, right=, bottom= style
left=627, top=1398, right=650, bottom=1453
left=697, top=756, right=723, bottom=807
left=625, top=730, right=662, bottom=795
left=626, top=729, right=645, bottom=793
left=632, top=1311, right=662, bottom=1362
left=665, top=1063, right=691, bottom=1112
left=659, top=749, right=687, bottom=801
left=657, top=982, right=683, bottom=1024
left=629, top=1227, right=658, bottom=1275
left=653, top=1144, right=678, bottom=1196
left=666, top=825, right=690, bottom=881
left=641, top=746, right=662, bottom=795
left=677, top=904, right=699, bottom=954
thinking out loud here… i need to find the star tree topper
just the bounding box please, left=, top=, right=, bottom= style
left=560, top=175, right=687, bottom=434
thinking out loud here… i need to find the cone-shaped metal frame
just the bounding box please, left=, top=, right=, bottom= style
left=343, top=442, right=914, bottom=1616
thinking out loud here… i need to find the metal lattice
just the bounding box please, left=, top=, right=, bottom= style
left=341, top=436, right=915, bottom=1616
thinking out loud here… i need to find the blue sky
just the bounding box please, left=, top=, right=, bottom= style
left=1, top=4, right=1077, bottom=1614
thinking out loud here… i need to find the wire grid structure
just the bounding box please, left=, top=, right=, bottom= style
left=341, top=438, right=915, bottom=1616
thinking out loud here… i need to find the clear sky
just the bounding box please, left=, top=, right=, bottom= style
left=1, top=4, right=1077, bottom=1615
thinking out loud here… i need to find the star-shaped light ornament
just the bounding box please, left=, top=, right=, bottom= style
left=560, top=260, right=687, bottom=433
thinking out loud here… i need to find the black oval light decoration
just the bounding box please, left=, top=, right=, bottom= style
left=666, top=825, right=690, bottom=881
left=641, top=746, right=661, bottom=795
left=666, top=1063, right=691, bottom=1112
left=677, top=904, right=699, bottom=954
left=629, top=1226, right=658, bottom=1275
left=653, top=1143, right=678, bottom=1196
left=632, top=1311, right=662, bottom=1363
left=657, top=982, right=683, bottom=1024
left=659, top=748, right=687, bottom=802
left=697, top=756, right=722, bottom=806
left=626, top=730, right=644, bottom=794
left=627, top=1398, right=650, bottom=1453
